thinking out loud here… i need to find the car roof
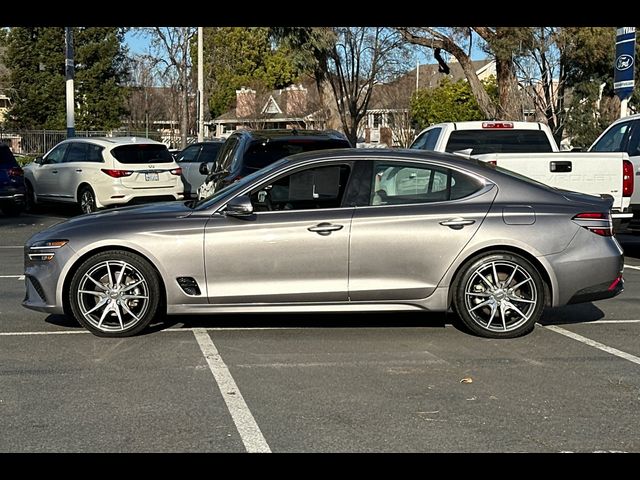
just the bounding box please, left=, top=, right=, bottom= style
left=59, top=137, right=166, bottom=148
left=231, top=129, right=349, bottom=142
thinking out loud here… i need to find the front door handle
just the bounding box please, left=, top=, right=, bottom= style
left=75, top=169, right=82, bottom=172
left=307, top=222, right=344, bottom=236
left=51, top=170, right=58, bottom=174
left=439, top=218, right=476, bottom=230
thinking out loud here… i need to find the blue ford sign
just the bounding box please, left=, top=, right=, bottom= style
left=614, top=27, right=636, bottom=100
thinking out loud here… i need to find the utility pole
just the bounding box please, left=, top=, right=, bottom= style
left=65, top=27, right=75, bottom=138
left=197, top=27, right=204, bottom=142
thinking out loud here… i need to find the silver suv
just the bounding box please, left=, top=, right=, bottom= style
left=23, top=137, right=185, bottom=214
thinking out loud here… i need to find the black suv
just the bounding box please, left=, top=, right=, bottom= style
left=0, top=144, right=26, bottom=216
left=198, top=129, right=352, bottom=198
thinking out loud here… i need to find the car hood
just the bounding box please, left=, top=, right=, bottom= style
left=26, top=201, right=195, bottom=247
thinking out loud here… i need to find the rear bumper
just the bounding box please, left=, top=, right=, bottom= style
left=97, top=185, right=184, bottom=208
left=0, top=187, right=26, bottom=205
left=567, top=275, right=624, bottom=304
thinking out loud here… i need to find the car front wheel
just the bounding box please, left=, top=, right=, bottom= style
left=453, top=251, right=545, bottom=338
left=69, top=250, right=161, bottom=337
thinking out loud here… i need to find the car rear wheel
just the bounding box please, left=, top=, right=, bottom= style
left=79, top=186, right=97, bottom=214
left=453, top=252, right=545, bottom=338
left=69, top=250, right=160, bottom=337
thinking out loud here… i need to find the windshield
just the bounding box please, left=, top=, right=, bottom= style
left=192, top=158, right=290, bottom=210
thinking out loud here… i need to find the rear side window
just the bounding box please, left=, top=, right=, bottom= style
left=111, top=144, right=173, bottom=164
left=200, top=143, right=222, bottom=162
left=591, top=121, right=632, bottom=153
left=0, top=145, right=17, bottom=165
left=371, top=162, right=483, bottom=205
left=445, top=130, right=553, bottom=154
left=243, top=139, right=350, bottom=170
left=65, top=142, right=104, bottom=163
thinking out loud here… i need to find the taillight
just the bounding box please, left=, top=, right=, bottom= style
left=482, top=121, right=514, bottom=129
left=101, top=169, right=133, bottom=178
left=572, top=212, right=613, bottom=237
left=487, top=160, right=497, bottom=166
left=9, top=167, right=23, bottom=177
left=170, top=167, right=182, bottom=176
left=623, top=159, right=634, bottom=197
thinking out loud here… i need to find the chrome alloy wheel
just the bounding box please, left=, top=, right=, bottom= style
left=80, top=189, right=96, bottom=214
left=463, top=260, right=538, bottom=333
left=76, top=260, right=150, bottom=332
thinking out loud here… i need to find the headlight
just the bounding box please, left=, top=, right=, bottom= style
left=27, top=239, right=68, bottom=261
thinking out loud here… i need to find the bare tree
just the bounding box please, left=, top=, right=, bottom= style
left=326, top=27, right=409, bottom=146
left=124, top=55, right=168, bottom=135
left=397, top=27, right=528, bottom=120
left=140, top=27, right=196, bottom=148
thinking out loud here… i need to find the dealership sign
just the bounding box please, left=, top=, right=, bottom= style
left=614, top=27, right=636, bottom=100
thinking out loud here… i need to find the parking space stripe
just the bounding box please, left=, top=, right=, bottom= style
left=0, top=330, right=89, bottom=336
left=588, top=319, right=640, bottom=324
left=624, top=264, right=640, bottom=271
left=544, top=325, right=640, bottom=366
left=193, top=328, right=271, bottom=453
left=0, top=275, right=24, bottom=279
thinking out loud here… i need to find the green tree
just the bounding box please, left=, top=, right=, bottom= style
left=3, top=27, right=128, bottom=130
left=201, top=27, right=302, bottom=119
left=410, top=76, right=498, bottom=129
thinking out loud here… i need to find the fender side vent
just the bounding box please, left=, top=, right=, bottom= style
left=177, top=277, right=201, bottom=296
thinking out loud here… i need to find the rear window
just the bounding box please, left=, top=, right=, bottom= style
left=0, top=145, right=17, bottom=165
left=242, top=139, right=350, bottom=170
left=111, top=144, right=173, bottom=164
left=445, top=130, right=553, bottom=154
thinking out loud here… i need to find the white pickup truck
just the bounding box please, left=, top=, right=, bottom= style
left=588, top=113, right=640, bottom=232
left=410, top=120, right=634, bottom=228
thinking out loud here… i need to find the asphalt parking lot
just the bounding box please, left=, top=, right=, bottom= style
left=1, top=206, right=639, bottom=453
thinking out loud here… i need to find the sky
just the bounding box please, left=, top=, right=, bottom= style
left=123, top=28, right=489, bottom=65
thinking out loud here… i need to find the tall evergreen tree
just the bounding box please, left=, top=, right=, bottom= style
left=3, top=27, right=128, bottom=130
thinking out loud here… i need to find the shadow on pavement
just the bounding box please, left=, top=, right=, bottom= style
left=45, top=314, right=83, bottom=329
left=538, top=302, right=605, bottom=326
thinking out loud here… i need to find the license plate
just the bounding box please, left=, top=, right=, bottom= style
left=145, top=172, right=159, bottom=181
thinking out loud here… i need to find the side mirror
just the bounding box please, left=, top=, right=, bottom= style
left=199, top=162, right=209, bottom=175
left=225, top=195, right=253, bottom=217
left=35, top=156, right=43, bottom=165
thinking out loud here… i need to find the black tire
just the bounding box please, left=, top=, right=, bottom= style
left=68, top=250, right=161, bottom=337
left=79, top=186, right=97, bottom=214
left=453, top=251, right=545, bottom=339
left=1, top=203, right=23, bottom=216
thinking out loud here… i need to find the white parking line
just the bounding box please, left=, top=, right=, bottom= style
left=0, top=330, right=89, bottom=336
left=0, top=275, right=24, bottom=280
left=193, top=328, right=271, bottom=453
left=588, top=319, right=640, bottom=324
left=624, top=264, right=640, bottom=271
left=544, top=325, right=640, bottom=366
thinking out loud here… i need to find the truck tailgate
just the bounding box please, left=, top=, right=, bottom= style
left=474, top=152, right=627, bottom=211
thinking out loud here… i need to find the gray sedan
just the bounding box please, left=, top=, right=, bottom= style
left=23, top=149, right=624, bottom=338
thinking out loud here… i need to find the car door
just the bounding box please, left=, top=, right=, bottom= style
left=203, top=161, right=354, bottom=304
left=33, top=143, right=70, bottom=199
left=348, top=159, right=497, bottom=301
left=58, top=141, right=105, bottom=203
left=177, top=144, right=203, bottom=196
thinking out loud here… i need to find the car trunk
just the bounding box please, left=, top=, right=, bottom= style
left=110, top=144, right=179, bottom=189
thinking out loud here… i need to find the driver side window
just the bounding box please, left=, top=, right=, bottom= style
left=249, top=164, right=351, bottom=212
left=44, top=143, right=69, bottom=164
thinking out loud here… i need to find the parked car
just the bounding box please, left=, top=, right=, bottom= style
left=197, top=129, right=352, bottom=200
left=23, top=137, right=185, bottom=214
left=0, top=143, right=26, bottom=216
left=588, top=113, right=640, bottom=231
left=175, top=139, right=224, bottom=198
left=23, top=148, right=623, bottom=339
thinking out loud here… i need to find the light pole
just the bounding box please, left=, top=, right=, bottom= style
left=65, top=27, right=75, bottom=138
left=197, top=27, right=204, bottom=142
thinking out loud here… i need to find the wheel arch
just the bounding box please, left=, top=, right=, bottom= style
left=62, top=245, right=167, bottom=318
left=447, top=245, right=553, bottom=309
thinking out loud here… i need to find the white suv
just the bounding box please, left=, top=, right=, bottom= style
left=24, top=137, right=185, bottom=214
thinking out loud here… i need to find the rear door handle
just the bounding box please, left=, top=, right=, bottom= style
left=308, top=222, right=344, bottom=236
left=51, top=170, right=58, bottom=174
left=75, top=169, right=82, bottom=172
left=439, top=218, right=476, bottom=229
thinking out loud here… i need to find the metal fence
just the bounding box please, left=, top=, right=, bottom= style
left=0, top=129, right=190, bottom=156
